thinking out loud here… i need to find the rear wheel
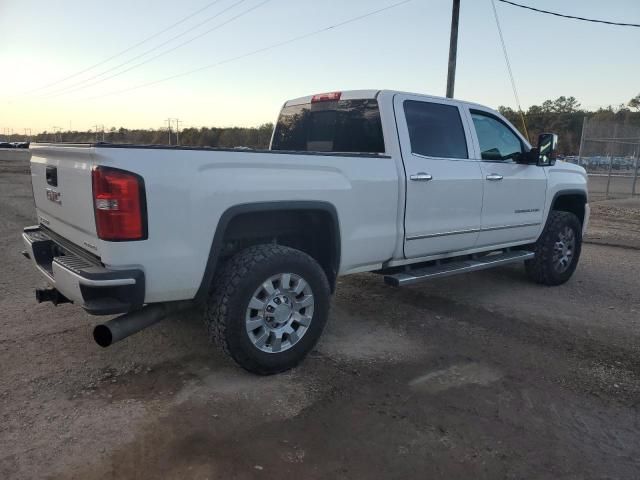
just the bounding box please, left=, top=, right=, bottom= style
left=525, top=210, right=582, bottom=286
left=205, top=244, right=330, bottom=375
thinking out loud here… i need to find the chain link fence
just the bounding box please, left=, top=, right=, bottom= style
left=566, top=117, right=640, bottom=200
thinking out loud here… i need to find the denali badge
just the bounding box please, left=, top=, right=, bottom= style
left=83, top=241, right=98, bottom=251
left=46, top=188, right=62, bottom=204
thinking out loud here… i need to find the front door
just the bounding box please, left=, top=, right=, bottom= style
left=395, top=95, right=484, bottom=258
left=466, top=108, right=547, bottom=247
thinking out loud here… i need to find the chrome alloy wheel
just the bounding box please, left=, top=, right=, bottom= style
left=553, top=226, right=576, bottom=273
left=245, top=273, right=314, bottom=354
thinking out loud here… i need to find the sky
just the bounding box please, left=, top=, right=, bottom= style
left=0, top=0, right=639, bottom=133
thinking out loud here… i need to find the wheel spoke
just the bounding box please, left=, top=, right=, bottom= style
left=294, top=312, right=312, bottom=327
left=293, top=278, right=307, bottom=295
left=287, top=329, right=299, bottom=344
left=271, top=331, right=283, bottom=352
left=254, top=331, right=269, bottom=348
left=249, top=297, right=266, bottom=310
left=280, top=273, right=291, bottom=290
left=295, top=295, right=314, bottom=309
left=246, top=318, right=264, bottom=331
left=262, top=280, right=275, bottom=295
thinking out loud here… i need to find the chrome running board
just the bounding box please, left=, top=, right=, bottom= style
left=384, top=250, right=534, bottom=287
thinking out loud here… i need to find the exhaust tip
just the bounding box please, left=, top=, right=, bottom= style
left=93, top=325, right=113, bottom=348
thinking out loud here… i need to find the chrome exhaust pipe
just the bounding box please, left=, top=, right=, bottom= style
left=93, top=301, right=192, bottom=347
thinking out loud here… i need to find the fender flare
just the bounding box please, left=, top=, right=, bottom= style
left=194, top=201, right=341, bottom=303
left=550, top=189, right=588, bottom=205
left=544, top=189, right=588, bottom=230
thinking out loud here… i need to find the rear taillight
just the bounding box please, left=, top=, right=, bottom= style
left=311, top=91, right=341, bottom=103
left=91, top=166, right=147, bottom=241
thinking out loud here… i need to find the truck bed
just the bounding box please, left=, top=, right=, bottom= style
left=28, top=142, right=401, bottom=303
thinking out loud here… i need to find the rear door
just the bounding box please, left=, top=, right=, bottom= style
left=465, top=108, right=547, bottom=247
left=394, top=94, right=483, bottom=258
left=30, top=144, right=99, bottom=253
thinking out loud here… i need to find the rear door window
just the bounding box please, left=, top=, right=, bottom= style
left=403, top=100, right=468, bottom=159
left=271, top=99, right=385, bottom=153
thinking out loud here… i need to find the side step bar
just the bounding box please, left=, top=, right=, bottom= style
left=384, top=250, right=535, bottom=287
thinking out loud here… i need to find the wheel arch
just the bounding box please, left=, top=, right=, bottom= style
left=195, top=201, right=341, bottom=303
left=549, top=189, right=587, bottom=226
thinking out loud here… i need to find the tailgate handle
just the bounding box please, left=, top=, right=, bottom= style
left=46, top=166, right=58, bottom=187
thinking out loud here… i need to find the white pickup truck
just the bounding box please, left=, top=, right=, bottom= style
left=23, top=90, right=589, bottom=374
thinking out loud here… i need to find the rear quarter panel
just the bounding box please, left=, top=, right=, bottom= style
left=93, top=147, right=400, bottom=302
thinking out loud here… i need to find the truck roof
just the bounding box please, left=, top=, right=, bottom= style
left=284, top=89, right=494, bottom=112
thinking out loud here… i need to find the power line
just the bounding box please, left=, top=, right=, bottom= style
left=88, top=0, right=413, bottom=101
left=491, top=0, right=529, bottom=141
left=23, top=0, right=227, bottom=94
left=43, top=0, right=258, bottom=98
left=497, top=0, right=640, bottom=28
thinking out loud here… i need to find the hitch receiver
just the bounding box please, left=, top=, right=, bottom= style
left=35, top=287, right=71, bottom=306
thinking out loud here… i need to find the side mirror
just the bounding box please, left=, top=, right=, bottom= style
left=537, top=133, right=558, bottom=166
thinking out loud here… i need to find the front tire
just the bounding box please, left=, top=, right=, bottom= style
left=525, top=210, right=582, bottom=286
left=205, top=244, right=330, bottom=375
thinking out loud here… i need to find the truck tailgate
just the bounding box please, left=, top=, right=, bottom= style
left=29, top=144, right=100, bottom=255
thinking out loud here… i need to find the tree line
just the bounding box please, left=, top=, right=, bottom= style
left=17, top=124, right=275, bottom=150
left=499, top=94, right=640, bottom=156
left=7, top=94, right=640, bottom=155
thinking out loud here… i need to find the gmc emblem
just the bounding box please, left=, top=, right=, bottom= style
left=46, top=188, right=62, bottom=204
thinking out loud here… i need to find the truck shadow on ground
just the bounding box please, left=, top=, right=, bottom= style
left=58, top=266, right=640, bottom=480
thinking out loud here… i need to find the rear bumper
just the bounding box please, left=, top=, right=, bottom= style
left=22, top=226, right=145, bottom=315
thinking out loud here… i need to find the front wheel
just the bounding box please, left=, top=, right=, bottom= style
left=525, top=210, right=582, bottom=286
left=205, top=244, right=330, bottom=375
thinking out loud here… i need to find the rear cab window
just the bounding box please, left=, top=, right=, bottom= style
left=271, top=96, right=385, bottom=154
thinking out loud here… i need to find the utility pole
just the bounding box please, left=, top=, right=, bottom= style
left=91, top=124, right=105, bottom=142
left=174, top=118, right=182, bottom=146
left=446, top=0, right=460, bottom=98
left=165, top=118, right=172, bottom=145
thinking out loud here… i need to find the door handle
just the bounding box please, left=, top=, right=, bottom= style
left=486, top=174, right=503, bottom=181
left=410, top=172, right=433, bottom=182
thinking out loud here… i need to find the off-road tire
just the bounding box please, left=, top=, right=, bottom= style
left=525, top=210, right=582, bottom=286
left=205, top=244, right=330, bottom=375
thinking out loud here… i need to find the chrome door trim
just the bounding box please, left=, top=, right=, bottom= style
left=406, top=228, right=480, bottom=241
left=406, top=222, right=541, bottom=241
left=481, top=222, right=541, bottom=232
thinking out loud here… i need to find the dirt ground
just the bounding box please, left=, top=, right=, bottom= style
left=1, top=158, right=640, bottom=479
